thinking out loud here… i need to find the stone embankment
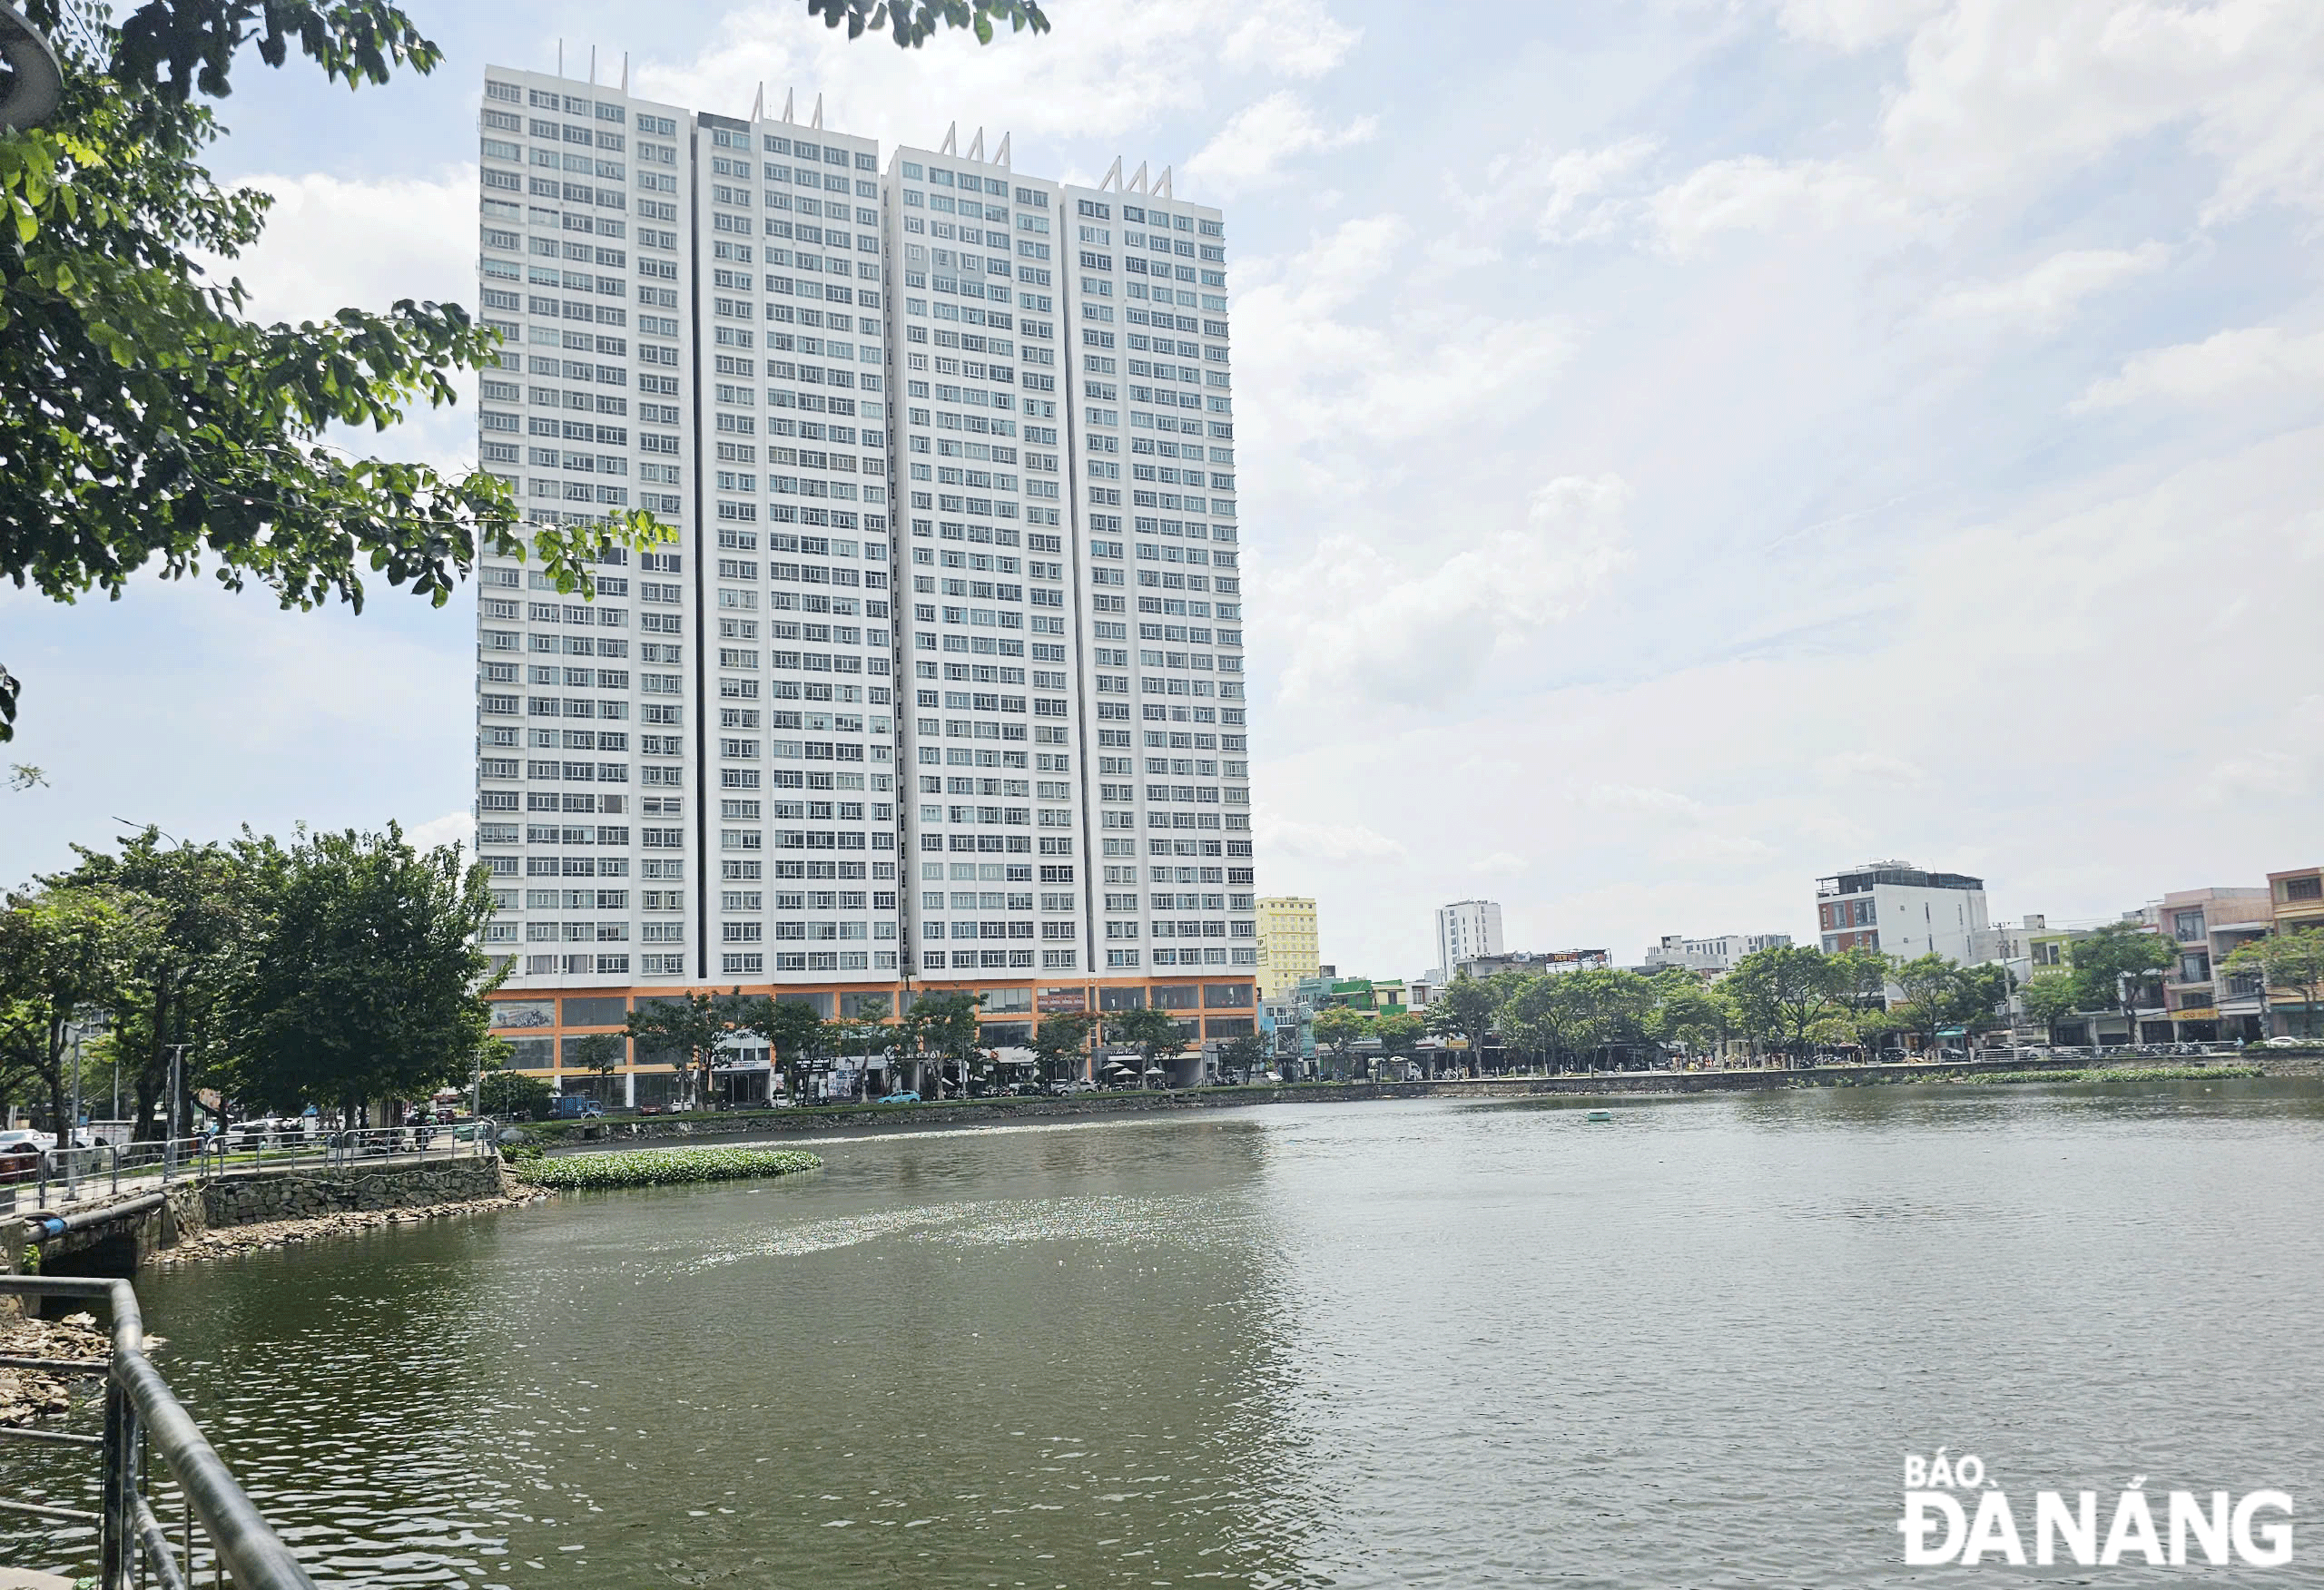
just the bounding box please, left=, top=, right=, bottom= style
left=152, top=1187, right=537, bottom=1266
left=194, top=1158, right=508, bottom=1227
left=8, top=1159, right=523, bottom=1275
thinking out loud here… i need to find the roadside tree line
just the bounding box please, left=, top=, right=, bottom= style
left=1409, top=945, right=2033, bottom=1074
left=0, top=825, right=497, bottom=1134
left=498, top=993, right=1272, bottom=1114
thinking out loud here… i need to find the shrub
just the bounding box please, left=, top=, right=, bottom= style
left=507, top=1146, right=820, bottom=1190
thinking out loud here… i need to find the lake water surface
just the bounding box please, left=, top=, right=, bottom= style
left=6, top=1081, right=2322, bottom=1585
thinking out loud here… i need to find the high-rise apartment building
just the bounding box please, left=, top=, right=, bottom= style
left=470, top=69, right=1256, bottom=1098
left=1255, top=896, right=1319, bottom=997
left=1433, top=900, right=1503, bottom=980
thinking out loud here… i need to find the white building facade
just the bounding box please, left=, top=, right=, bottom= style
left=472, top=72, right=1258, bottom=1087
left=1814, top=862, right=1990, bottom=964
left=1641, top=932, right=1792, bottom=974
left=1433, top=900, right=1504, bottom=979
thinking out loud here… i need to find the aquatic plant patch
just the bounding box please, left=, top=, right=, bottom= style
left=510, top=1147, right=822, bottom=1189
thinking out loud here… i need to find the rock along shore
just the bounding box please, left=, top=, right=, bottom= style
left=0, top=1311, right=111, bottom=1428
left=147, top=1188, right=540, bottom=1266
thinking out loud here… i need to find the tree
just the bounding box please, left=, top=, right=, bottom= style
left=740, top=996, right=828, bottom=1103
left=1645, top=973, right=1730, bottom=1061
left=2223, top=928, right=2324, bottom=1039
left=566, top=1032, right=625, bottom=1098
left=1028, top=1010, right=1095, bottom=1085
left=898, top=990, right=983, bottom=1096
left=2019, top=972, right=2082, bottom=1046
left=1888, top=954, right=1962, bottom=1050
left=1215, top=1030, right=1268, bottom=1083
left=0, top=1, right=665, bottom=741
left=1826, top=947, right=1893, bottom=1015
left=43, top=828, right=247, bottom=1138
left=1107, top=1004, right=1189, bottom=1085
left=804, top=0, right=1050, bottom=46
left=1374, top=1010, right=1426, bottom=1068
left=1724, top=945, right=1840, bottom=1065
left=1308, top=1006, right=1369, bottom=1077
left=0, top=886, right=147, bottom=1133
left=1493, top=969, right=1643, bottom=1072
left=478, top=1065, right=553, bottom=1120
left=220, top=824, right=499, bottom=1120
left=1572, top=967, right=1660, bottom=1067
left=2068, top=923, right=2172, bottom=1045
left=824, top=1016, right=894, bottom=1099
left=1953, top=963, right=2016, bottom=1047
left=624, top=989, right=744, bottom=1113
left=1425, top=970, right=1498, bottom=1070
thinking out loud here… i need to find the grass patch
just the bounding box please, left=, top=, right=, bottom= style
left=1963, top=1065, right=2264, bottom=1085
left=508, top=1146, right=822, bottom=1190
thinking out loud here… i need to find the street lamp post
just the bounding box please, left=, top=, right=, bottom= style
left=163, top=1043, right=188, bottom=1174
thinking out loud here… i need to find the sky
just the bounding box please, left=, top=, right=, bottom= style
left=5, top=0, right=2323, bottom=977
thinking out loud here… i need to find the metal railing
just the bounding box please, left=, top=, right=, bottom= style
left=0, top=1274, right=319, bottom=1589
left=4, top=1123, right=498, bottom=1212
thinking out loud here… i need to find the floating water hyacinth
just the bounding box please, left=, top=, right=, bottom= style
left=510, top=1147, right=822, bottom=1190
left=1965, top=1065, right=2262, bottom=1085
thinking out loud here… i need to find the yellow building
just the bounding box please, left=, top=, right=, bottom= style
left=1256, top=897, right=1321, bottom=999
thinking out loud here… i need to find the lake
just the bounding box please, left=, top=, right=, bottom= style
left=6, top=1080, right=2321, bottom=1585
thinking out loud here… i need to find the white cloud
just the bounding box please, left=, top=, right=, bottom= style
left=637, top=0, right=1359, bottom=164
left=1187, top=92, right=1377, bottom=192
left=408, top=810, right=478, bottom=855
left=1817, top=751, right=1928, bottom=786
left=1929, top=242, right=2169, bottom=331
left=1457, top=137, right=1659, bottom=245
left=1216, top=0, right=1363, bottom=78
left=1468, top=851, right=1531, bottom=876
left=1274, top=476, right=1630, bottom=709
left=2071, top=326, right=2324, bottom=410
left=1582, top=782, right=1707, bottom=819
left=1778, top=0, right=1952, bottom=53
left=1230, top=217, right=1572, bottom=461
left=1647, top=156, right=1924, bottom=252
left=1256, top=813, right=1407, bottom=862
left=1879, top=0, right=2324, bottom=216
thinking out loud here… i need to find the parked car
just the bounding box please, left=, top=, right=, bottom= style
left=877, top=1090, right=921, bottom=1104
left=225, top=1116, right=305, bottom=1150
left=550, top=1095, right=605, bottom=1120
left=0, top=1134, right=44, bottom=1185
left=2265, top=1035, right=2309, bottom=1048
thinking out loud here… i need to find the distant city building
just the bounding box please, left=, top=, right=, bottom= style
left=1256, top=895, right=1318, bottom=998
left=2265, top=864, right=2324, bottom=1037
left=2270, top=864, right=2324, bottom=935
left=1452, top=948, right=1608, bottom=980
left=1433, top=899, right=1503, bottom=979
left=1815, top=861, right=1989, bottom=964
left=1642, top=932, right=1791, bottom=974
left=2156, top=887, right=2272, bottom=1042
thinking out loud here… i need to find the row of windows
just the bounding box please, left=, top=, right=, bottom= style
left=720, top=951, right=901, bottom=974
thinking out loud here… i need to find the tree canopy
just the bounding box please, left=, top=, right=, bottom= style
left=0, top=0, right=667, bottom=741
left=222, top=823, right=501, bottom=1116
left=803, top=0, right=1049, bottom=46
